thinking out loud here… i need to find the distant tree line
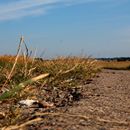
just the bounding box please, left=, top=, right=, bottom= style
left=35, top=57, right=130, bottom=62
left=97, top=57, right=130, bottom=61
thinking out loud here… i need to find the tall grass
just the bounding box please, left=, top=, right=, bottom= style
left=0, top=37, right=98, bottom=101
left=0, top=56, right=97, bottom=100
left=0, top=37, right=98, bottom=128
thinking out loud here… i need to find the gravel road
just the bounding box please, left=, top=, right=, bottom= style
left=46, top=69, right=130, bottom=130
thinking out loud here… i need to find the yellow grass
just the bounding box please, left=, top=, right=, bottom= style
left=0, top=55, right=98, bottom=100
left=97, top=60, right=130, bottom=70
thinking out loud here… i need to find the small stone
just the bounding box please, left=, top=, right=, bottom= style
left=126, top=116, right=130, bottom=121
left=79, top=119, right=87, bottom=126
left=40, top=101, right=54, bottom=108
left=99, top=128, right=106, bottom=130
left=18, top=99, right=54, bottom=108
left=19, top=99, right=38, bottom=107
left=0, top=112, right=5, bottom=119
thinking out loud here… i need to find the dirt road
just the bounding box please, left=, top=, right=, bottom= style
left=41, top=69, right=130, bottom=130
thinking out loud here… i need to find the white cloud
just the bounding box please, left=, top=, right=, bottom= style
left=0, top=0, right=119, bottom=21
left=0, top=0, right=59, bottom=21
left=0, top=8, right=45, bottom=21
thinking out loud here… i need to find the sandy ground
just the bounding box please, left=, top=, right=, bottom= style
left=1, top=69, right=130, bottom=130
left=64, top=69, right=130, bottom=130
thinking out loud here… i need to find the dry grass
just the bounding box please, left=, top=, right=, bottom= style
left=0, top=55, right=98, bottom=127
left=0, top=55, right=98, bottom=101
left=97, top=60, right=130, bottom=70
left=0, top=37, right=98, bottom=128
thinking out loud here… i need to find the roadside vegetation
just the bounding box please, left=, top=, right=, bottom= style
left=0, top=37, right=98, bottom=129
left=0, top=55, right=97, bottom=101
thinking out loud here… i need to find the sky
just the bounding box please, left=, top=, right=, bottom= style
left=0, top=0, right=130, bottom=58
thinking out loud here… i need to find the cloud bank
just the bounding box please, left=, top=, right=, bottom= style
left=0, top=0, right=117, bottom=21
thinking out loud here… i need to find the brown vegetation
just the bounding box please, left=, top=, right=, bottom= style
left=97, top=60, right=130, bottom=70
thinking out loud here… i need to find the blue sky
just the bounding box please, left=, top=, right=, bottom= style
left=0, top=0, right=130, bottom=58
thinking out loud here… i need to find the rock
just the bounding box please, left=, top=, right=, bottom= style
left=0, top=112, right=5, bottom=119
left=40, top=101, right=54, bottom=108
left=79, top=119, right=87, bottom=126
left=126, top=116, right=130, bottom=121
left=99, top=128, right=106, bottom=130
left=19, top=99, right=54, bottom=108
left=19, top=99, right=38, bottom=107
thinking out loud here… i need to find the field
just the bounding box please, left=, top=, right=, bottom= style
left=0, top=52, right=130, bottom=129
left=97, top=60, right=130, bottom=70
